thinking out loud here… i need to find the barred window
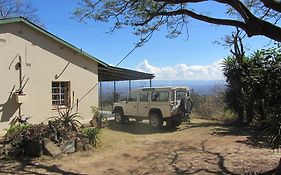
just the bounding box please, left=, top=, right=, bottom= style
left=52, top=81, right=70, bottom=106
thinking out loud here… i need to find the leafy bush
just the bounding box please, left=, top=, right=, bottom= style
left=223, top=45, right=281, bottom=148
left=5, top=123, right=31, bottom=135
left=83, top=127, right=100, bottom=146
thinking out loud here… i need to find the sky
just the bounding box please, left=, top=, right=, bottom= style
left=30, top=0, right=273, bottom=81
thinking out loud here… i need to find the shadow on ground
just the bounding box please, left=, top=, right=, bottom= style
left=100, top=139, right=275, bottom=175
left=107, top=118, right=227, bottom=135
left=106, top=120, right=178, bottom=135
left=0, top=155, right=85, bottom=175
left=211, top=123, right=272, bottom=149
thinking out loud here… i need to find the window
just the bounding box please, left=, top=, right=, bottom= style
left=128, top=92, right=138, bottom=102
left=140, top=92, right=149, bottom=102
left=151, top=92, right=169, bottom=101
left=176, top=91, right=186, bottom=100
left=52, top=81, right=70, bottom=106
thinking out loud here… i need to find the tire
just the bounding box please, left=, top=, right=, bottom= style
left=180, top=97, right=193, bottom=113
left=115, top=109, right=125, bottom=124
left=149, top=112, right=163, bottom=128
left=179, top=97, right=193, bottom=122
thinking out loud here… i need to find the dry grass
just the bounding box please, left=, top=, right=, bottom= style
left=0, top=118, right=279, bottom=174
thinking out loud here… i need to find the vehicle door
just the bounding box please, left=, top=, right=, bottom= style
left=137, top=92, right=150, bottom=117
left=126, top=91, right=139, bottom=116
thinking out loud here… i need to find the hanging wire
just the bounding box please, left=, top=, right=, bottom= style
left=71, top=45, right=139, bottom=109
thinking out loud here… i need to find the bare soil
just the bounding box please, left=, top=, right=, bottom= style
left=0, top=119, right=280, bottom=175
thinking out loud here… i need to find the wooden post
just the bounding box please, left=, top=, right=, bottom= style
left=18, top=55, right=22, bottom=117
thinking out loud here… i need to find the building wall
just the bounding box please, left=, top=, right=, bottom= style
left=0, top=23, right=99, bottom=131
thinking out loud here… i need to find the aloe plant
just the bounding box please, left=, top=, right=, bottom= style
left=50, top=107, right=83, bottom=131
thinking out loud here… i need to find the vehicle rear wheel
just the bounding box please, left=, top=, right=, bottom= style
left=115, top=110, right=125, bottom=124
left=149, top=112, right=163, bottom=128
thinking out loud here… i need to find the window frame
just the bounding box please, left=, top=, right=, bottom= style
left=51, top=81, right=70, bottom=108
left=128, top=92, right=138, bottom=102
left=151, top=91, right=170, bottom=102
left=140, top=92, right=149, bottom=102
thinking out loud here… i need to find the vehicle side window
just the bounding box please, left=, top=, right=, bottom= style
left=140, top=92, right=149, bottom=102
left=128, top=92, right=138, bottom=102
left=151, top=92, right=169, bottom=101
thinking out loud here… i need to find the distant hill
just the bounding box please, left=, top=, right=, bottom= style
left=151, top=80, right=225, bottom=95
left=100, top=80, right=225, bottom=99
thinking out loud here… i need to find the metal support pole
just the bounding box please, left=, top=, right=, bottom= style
left=99, top=82, right=102, bottom=111
left=113, top=81, right=116, bottom=102
left=150, top=79, right=152, bottom=87
left=129, top=80, right=131, bottom=92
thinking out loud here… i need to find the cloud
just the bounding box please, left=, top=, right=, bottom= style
left=136, top=59, right=224, bottom=80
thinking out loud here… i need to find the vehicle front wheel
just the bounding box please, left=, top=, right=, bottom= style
left=149, top=112, right=163, bottom=128
left=115, top=110, right=125, bottom=124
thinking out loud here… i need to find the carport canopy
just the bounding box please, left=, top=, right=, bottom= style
left=98, top=65, right=155, bottom=82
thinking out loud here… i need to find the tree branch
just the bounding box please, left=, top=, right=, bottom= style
left=260, top=0, right=281, bottom=13
left=144, top=8, right=247, bottom=30
left=154, top=0, right=207, bottom=3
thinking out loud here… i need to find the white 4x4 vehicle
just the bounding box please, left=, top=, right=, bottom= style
left=113, top=87, right=192, bottom=128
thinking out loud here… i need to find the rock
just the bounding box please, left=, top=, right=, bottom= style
left=60, top=139, right=75, bottom=154
left=83, top=144, right=94, bottom=151
left=42, top=138, right=61, bottom=157
left=24, top=140, right=42, bottom=157
left=75, top=138, right=84, bottom=152
left=3, top=144, right=12, bottom=155
left=80, top=138, right=89, bottom=145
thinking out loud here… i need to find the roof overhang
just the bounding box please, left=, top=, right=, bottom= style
left=98, top=65, right=154, bottom=82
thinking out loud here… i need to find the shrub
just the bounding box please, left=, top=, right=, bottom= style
left=5, top=123, right=31, bottom=135
left=83, top=127, right=100, bottom=146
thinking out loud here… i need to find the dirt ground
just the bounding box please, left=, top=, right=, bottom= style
left=0, top=119, right=280, bottom=175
